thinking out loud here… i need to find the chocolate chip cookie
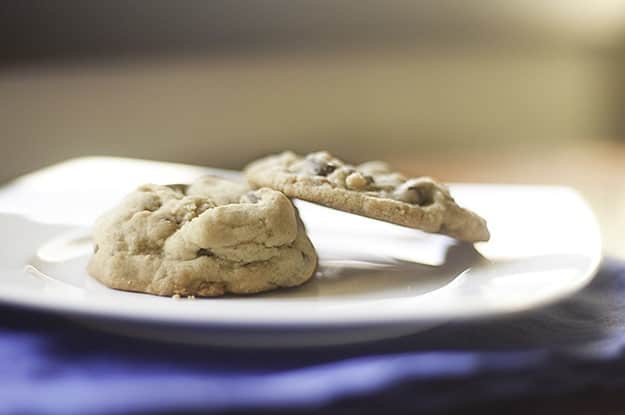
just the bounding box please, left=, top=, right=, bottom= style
left=88, top=177, right=318, bottom=297
left=245, top=151, right=490, bottom=242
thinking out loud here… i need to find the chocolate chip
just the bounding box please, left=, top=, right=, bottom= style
left=307, top=160, right=337, bottom=176
left=407, top=185, right=434, bottom=206
left=93, top=244, right=99, bottom=253
left=196, top=248, right=213, bottom=257
left=395, top=180, right=436, bottom=205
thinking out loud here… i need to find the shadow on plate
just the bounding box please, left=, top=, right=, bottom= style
left=261, top=242, right=487, bottom=299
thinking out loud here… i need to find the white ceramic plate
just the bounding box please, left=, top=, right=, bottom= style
left=0, top=158, right=602, bottom=346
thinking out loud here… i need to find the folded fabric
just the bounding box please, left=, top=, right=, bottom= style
left=0, top=260, right=623, bottom=415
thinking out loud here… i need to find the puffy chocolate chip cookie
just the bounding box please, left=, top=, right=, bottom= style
left=88, top=177, right=318, bottom=297
left=245, top=151, right=489, bottom=242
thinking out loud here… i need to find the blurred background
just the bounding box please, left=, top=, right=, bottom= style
left=1, top=0, right=625, bottom=255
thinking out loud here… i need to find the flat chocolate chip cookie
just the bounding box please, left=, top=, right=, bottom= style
left=88, top=177, right=318, bottom=297
left=245, top=151, right=489, bottom=242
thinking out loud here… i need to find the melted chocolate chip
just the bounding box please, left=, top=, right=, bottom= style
left=394, top=179, right=436, bottom=205
left=196, top=248, right=213, bottom=257
left=407, top=185, right=434, bottom=206
left=308, top=160, right=337, bottom=176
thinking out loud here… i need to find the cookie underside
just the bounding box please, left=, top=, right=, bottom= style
left=245, top=152, right=490, bottom=243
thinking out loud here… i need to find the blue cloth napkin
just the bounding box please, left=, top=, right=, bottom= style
left=1, top=259, right=624, bottom=415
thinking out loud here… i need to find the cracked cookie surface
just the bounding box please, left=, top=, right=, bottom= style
left=87, top=176, right=318, bottom=297
left=245, top=151, right=490, bottom=242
